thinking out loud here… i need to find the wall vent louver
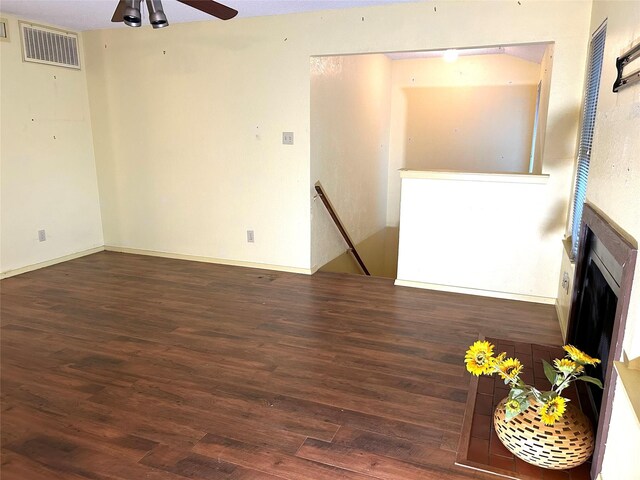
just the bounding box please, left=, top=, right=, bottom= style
left=0, top=18, right=9, bottom=41
left=19, top=22, right=80, bottom=69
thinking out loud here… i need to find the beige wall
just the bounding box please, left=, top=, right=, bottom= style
left=83, top=18, right=312, bottom=270
left=387, top=53, right=548, bottom=226
left=0, top=15, right=104, bottom=276
left=311, top=54, right=391, bottom=269
left=82, top=0, right=592, bottom=271
left=583, top=2, right=640, bottom=478
left=403, top=84, right=537, bottom=171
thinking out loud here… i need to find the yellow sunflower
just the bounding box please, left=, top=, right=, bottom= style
left=553, top=358, right=584, bottom=375
left=464, top=341, right=495, bottom=376
left=540, top=396, right=567, bottom=426
left=505, top=399, right=521, bottom=414
left=497, top=358, right=523, bottom=382
left=563, top=345, right=601, bottom=366
left=490, top=352, right=507, bottom=368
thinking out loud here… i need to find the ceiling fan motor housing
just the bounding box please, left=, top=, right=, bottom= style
left=112, top=0, right=238, bottom=27
left=147, top=0, right=169, bottom=28
left=123, top=0, right=142, bottom=27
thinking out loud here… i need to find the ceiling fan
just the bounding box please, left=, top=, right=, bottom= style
left=111, top=0, right=238, bottom=29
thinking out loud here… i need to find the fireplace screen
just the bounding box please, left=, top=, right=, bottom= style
left=569, top=239, right=619, bottom=418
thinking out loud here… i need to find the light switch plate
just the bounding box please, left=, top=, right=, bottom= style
left=282, top=132, right=294, bottom=145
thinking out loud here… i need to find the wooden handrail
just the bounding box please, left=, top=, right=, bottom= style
left=314, top=182, right=370, bottom=276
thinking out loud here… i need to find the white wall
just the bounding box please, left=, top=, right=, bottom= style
left=396, top=173, right=559, bottom=301
left=81, top=0, right=592, bottom=271
left=311, top=54, right=391, bottom=269
left=0, top=15, right=104, bottom=276
left=583, top=2, right=640, bottom=478
left=387, top=53, right=547, bottom=226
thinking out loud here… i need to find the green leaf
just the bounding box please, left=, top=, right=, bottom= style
left=542, top=359, right=558, bottom=386
left=539, top=390, right=555, bottom=403
left=530, top=389, right=541, bottom=402
left=510, top=388, right=524, bottom=398
left=505, top=409, right=520, bottom=421
left=577, top=375, right=604, bottom=389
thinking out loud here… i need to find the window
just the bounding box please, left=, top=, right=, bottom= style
left=570, top=21, right=607, bottom=260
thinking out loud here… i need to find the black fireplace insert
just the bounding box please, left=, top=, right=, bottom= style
left=568, top=235, right=620, bottom=419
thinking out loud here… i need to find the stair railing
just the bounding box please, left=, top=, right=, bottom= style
left=314, top=181, right=370, bottom=276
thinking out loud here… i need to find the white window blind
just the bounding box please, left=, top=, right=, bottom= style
left=570, top=22, right=607, bottom=259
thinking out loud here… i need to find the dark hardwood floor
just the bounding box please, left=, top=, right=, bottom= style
left=0, top=252, right=563, bottom=479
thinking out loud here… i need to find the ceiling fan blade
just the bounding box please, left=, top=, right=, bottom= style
left=111, top=0, right=127, bottom=22
left=177, top=0, right=238, bottom=20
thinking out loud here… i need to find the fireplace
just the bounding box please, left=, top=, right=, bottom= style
left=567, top=204, right=637, bottom=478
left=568, top=234, right=620, bottom=420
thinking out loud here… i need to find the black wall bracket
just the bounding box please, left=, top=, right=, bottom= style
left=613, top=41, right=640, bottom=92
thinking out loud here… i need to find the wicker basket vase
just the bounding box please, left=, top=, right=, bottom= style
left=493, top=397, right=595, bottom=470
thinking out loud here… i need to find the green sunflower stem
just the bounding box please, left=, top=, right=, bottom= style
left=555, top=366, right=580, bottom=394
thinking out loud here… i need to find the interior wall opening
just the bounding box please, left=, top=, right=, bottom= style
left=310, top=42, right=554, bottom=279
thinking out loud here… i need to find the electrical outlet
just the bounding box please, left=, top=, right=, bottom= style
left=247, top=230, right=255, bottom=243
left=38, top=229, right=46, bottom=242
left=282, top=132, right=294, bottom=145
left=562, top=271, right=570, bottom=293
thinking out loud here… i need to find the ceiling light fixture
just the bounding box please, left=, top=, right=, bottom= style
left=443, top=49, right=459, bottom=63
left=146, top=0, right=169, bottom=29
left=123, top=0, right=142, bottom=27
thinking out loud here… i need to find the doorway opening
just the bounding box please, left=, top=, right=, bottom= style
left=311, top=42, right=553, bottom=279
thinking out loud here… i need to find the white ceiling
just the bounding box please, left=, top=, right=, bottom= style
left=0, top=0, right=420, bottom=31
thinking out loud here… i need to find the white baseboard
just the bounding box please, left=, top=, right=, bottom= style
left=394, top=279, right=556, bottom=305
left=0, top=246, right=105, bottom=279
left=104, top=245, right=314, bottom=275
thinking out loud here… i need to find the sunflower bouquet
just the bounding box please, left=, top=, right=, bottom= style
left=464, top=341, right=603, bottom=425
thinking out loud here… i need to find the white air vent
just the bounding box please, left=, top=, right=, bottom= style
left=20, top=22, right=80, bottom=69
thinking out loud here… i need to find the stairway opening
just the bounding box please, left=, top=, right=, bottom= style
left=319, top=226, right=399, bottom=279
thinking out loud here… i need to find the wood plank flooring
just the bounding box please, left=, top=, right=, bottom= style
left=0, top=252, right=564, bottom=479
